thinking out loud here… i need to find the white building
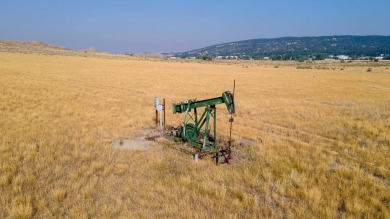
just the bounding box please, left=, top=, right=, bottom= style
left=337, top=55, right=350, bottom=60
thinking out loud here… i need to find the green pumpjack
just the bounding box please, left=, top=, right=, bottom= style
left=165, top=91, right=235, bottom=157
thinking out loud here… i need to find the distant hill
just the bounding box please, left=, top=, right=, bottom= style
left=175, top=35, right=390, bottom=59
left=0, top=40, right=127, bottom=59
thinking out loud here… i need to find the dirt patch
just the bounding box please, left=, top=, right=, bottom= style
left=112, top=137, right=152, bottom=150
left=112, top=128, right=163, bottom=150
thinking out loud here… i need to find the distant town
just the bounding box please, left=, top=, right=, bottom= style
left=168, top=54, right=388, bottom=61
left=172, top=35, right=390, bottom=61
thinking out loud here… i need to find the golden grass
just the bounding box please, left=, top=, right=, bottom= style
left=0, top=52, right=389, bottom=218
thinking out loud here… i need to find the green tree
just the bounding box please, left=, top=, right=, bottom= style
left=201, top=56, right=212, bottom=61
left=314, top=53, right=327, bottom=60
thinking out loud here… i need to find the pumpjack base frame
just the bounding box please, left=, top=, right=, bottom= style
left=163, top=132, right=232, bottom=164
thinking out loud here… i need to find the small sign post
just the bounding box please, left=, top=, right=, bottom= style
left=154, top=97, right=165, bottom=129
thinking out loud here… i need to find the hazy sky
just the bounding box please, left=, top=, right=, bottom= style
left=1, top=0, right=389, bottom=53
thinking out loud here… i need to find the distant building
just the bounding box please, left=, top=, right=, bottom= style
left=375, top=54, right=385, bottom=60
left=358, top=56, right=369, bottom=60
left=337, top=55, right=350, bottom=60
left=225, top=56, right=238, bottom=60
left=325, top=55, right=335, bottom=60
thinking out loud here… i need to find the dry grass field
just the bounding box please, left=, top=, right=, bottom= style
left=1, top=51, right=389, bottom=218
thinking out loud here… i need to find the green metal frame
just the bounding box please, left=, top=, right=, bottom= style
left=171, top=91, right=234, bottom=153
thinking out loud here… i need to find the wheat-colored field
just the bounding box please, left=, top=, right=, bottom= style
left=0, top=52, right=389, bottom=218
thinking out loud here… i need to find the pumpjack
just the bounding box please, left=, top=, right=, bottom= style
left=165, top=82, right=236, bottom=164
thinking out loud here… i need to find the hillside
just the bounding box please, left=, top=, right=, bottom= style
left=176, top=35, right=390, bottom=59
left=0, top=40, right=127, bottom=59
